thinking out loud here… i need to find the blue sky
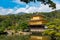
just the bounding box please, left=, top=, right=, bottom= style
left=0, top=0, right=26, bottom=8
left=0, top=0, right=60, bottom=15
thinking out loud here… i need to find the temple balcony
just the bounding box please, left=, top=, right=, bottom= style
left=30, top=29, right=45, bottom=32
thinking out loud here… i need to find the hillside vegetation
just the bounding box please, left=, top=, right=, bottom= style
left=0, top=10, right=60, bottom=40
left=0, top=10, right=60, bottom=32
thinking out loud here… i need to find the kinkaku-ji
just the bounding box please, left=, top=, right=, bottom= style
left=28, top=15, right=50, bottom=40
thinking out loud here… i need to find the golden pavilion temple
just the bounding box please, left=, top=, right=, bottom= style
left=29, top=15, right=47, bottom=33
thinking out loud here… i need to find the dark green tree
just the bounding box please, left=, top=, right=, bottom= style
left=43, top=19, right=60, bottom=40
left=20, top=0, right=56, bottom=9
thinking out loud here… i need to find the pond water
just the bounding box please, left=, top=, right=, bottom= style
left=0, top=35, right=50, bottom=40
left=0, top=35, right=30, bottom=40
left=0, top=35, right=60, bottom=40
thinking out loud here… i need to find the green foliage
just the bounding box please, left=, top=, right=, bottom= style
left=43, top=18, right=60, bottom=40
left=0, top=10, right=60, bottom=34
left=0, top=26, right=5, bottom=32
left=43, top=30, right=56, bottom=36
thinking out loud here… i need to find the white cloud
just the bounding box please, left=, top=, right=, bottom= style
left=0, top=7, right=14, bottom=15
left=15, top=3, right=60, bottom=13
left=56, top=4, right=60, bottom=10
left=0, top=3, right=60, bottom=15
left=14, top=4, right=54, bottom=13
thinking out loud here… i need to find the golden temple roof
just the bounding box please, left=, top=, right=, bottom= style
left=29, top=15, right=47, bottom=25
